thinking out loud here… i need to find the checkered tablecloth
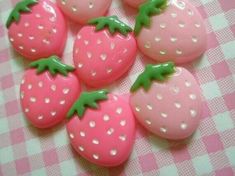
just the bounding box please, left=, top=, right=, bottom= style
left=0, top=0, right=235, bottom=175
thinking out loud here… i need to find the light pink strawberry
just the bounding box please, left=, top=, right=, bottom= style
left=73, top=16, right=137, bottom=88
left=20, top=56, right=80, bottom=128
left=57, top=0, right=112, bottom=24
left=66, top=90, right=135, bottom=167
left=134, top=0, right=207, bottom=64
left=130, top=62, right=202, bottom=140
left=6, top=0, right=67, bottom=60
left=123, top=0, right=146, bottom=8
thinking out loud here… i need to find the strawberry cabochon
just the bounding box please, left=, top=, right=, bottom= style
left=134, top=0, right=207, bottom=64
left=57, top=0, right=112, bottom=24
left=20, top=56, right=81, bottom=128
left=7, top=0, right=67, bottom=60
left=73, top=16, right=137, bottom=88
left=130, top=62, right=202, bottom=140
left=66, top=90, right=136, bottom=167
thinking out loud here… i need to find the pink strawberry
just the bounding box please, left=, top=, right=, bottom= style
left=123, top=0, right=146, bottom=8
left=66, top=90, right=135, bottom=166
left=20, top=56, right=81, bottom=128
left=73, top=16, right=137, bottom=88
left=57, top=0, right=112, bottom=24
left=6, top=0, right=67, bottom=60
left=134, top=0, right=207, bottom=64
left=130, top=62, right=202, bottom=140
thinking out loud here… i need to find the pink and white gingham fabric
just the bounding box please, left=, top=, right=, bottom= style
left=0, top=0, right=235, bottom=175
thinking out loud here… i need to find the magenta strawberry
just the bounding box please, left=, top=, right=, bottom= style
left=130, top=62, right=202, bottom=140
left=20, top=56, right=81, bottom=128
left=73, top=16, right=137, bottom=88
left=134, top=0, right=207, bottom=64
left=66, top=90, right=135, bottom=167
left=6, top=0, right=67, bottom=60
left=57, top=0, right=112, bottom=24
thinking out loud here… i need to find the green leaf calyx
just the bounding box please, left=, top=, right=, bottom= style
left=66, top=90, right=109, bottom=119
left=88, top=16, right=132, bottom=36
left=6, top=0, right=38, bottom=28
left=134, top=0, right=167, bottom=35
left=30, top=55, right=74, bottom=76
left=131, top=62, right=175, bottom=92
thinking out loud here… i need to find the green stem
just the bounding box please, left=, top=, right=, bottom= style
left=67, top=90, right=109, bottom=119
left=30, top=55, right=74, bottom=76
left=134, top=0, right=167, bottom=35
left=6, top=0, right=38, bottom=28
left=88, top=16, right=132, bottom=36
left=130, top=62, right=175, bottom=92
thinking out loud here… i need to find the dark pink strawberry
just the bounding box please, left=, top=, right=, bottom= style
left=6, top=0, right=67, bottom=60
left=66, top=90, right=135, bottom=166
left=20, top=56, right=81, bottom=128
left=73, top=16, right=137, bottom=88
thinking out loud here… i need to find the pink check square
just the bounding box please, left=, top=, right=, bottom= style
left=171, top=145, right=191, bottom=163
left=201, top=101, right=211, bottom=119
left=212, top=61, right=231, bottom=80
left=10, top=128, right=25, bottom=145
left=207, top=32, right=219, bottom=49
left=215, top=167, right=234, bottom=176
left=138, top=153, right=158, bottom=172
left=231, top=24, right=235, bottom=36
left=224, top=92, right=235, bottom=110
left=202, top=134, right=224, bottom=153
left=197, top=6, right=208, bottom=19
left=15, top=157, right=31, bottom=175
left=5, top=100, right=20, bottom=116
left=219, top=1, right=235, bottom=12
left=0, top=49, right=9, bottom=63
left=1, top=74, right=14, bottom=90
left=43, top=149, right=59, bottom=166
